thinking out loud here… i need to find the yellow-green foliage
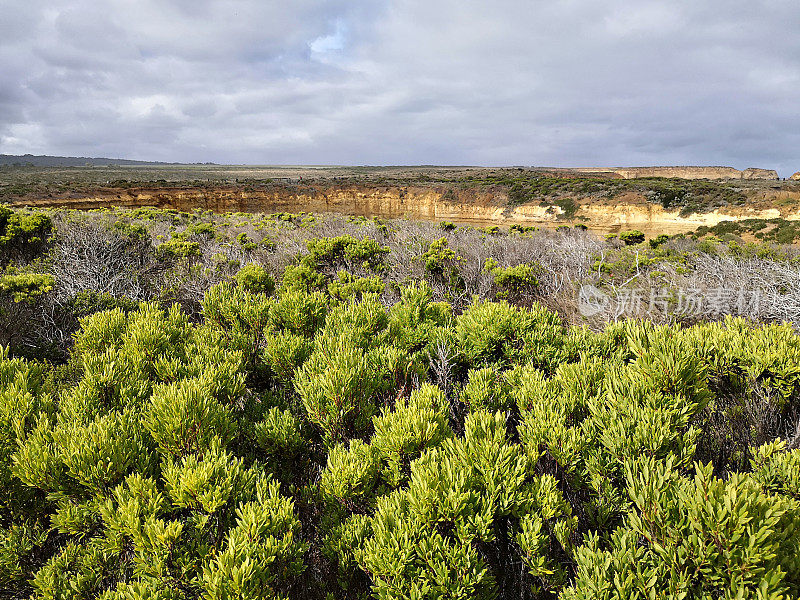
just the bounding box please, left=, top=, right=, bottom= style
left=456, top=299, right=566, bottom=370
left=0, top=206, right=52, bottom=263
left=4, top=302, right=306, bottom=599
left=1, top=285, right=800, bottom=600
left=618, top=229, right=645, bottom=245
left=563, top=457, right=800, bottom=600
left=157, top=234, right=201, bottom=258
left=305, top=235, right=389, bottom=272
left=235, top=263, right=275, bottom=294
left=327, top=270, right=385, bottom=302
left=0, top=272, right=54, bottom=302
left=418, top=237, right=465, bottom=295
left=484, top=258, right=540, bottom=300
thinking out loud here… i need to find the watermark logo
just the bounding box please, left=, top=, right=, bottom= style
left=578, top=285, right=610, bottom=316
left=577, top=285, right=762, bottom=318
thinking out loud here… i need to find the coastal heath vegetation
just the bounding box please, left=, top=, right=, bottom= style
left=1, top=204, right=800, bottom=599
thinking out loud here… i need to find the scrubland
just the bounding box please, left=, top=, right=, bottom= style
left=1, top=203, right=800, bottom=599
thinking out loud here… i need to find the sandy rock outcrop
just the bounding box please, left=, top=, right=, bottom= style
left=791, top=172, right=800, bottom=181
left=742, top=168, right=778, bottom=180
left=572, top=166, right=781, bottom=180
left=573, top=166, right=744, bottom=180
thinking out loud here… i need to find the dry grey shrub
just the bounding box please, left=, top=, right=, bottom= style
left=578, top=240, right=800, bottom=327
left=0, top=296, right=42, bottom=349
left=679, top=254, right=800, bottom=323
left=788, top=417, right=800, bottom=450
left=50, top=217, right=159, bottom=302
left=169, top=237, right=250, bottom=309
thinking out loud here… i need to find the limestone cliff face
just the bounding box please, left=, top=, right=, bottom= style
left=572, top=199, right=792, bottom=235
left=13, top=183, right=800, bottom=238
left=573, top=166, right=742, bottom=180
left=742, top=168, right=779, bottom=180
left=573, top=166, right=778, bottom=180
left=614, top=166, right=744, bottom=180
left=16, top=185, right=507, bottom=225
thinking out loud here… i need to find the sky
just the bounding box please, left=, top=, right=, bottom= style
left=1, top=0, right=799, bottom=174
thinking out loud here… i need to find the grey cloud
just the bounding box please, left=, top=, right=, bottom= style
left=0, top=0, right=798, bottom=173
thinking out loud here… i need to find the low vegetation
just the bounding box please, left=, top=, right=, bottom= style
left=470, top=172, right=750, bottom=214
left=695, top=217, right=800, bottom=245
left=1, top=204, right=800, bottom=599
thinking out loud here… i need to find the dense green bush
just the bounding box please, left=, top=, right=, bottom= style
left=456, top=299, right=566, bottom=371
left=0, top=272, right=54, bottom=303
left=564, top=457, right=800, bottom=599
left=305, top=235, right=389, bottom=273
left=0, top=205, right=52, bottom=264
left=2, top=289, right=800, bottom=599
left=157, top=234, right=201, bottom=258
left=618, top=229, right=645, bottom=245
left=484, top=258, right=541, bottom=301
left=235, top=263, right=275, bottom=294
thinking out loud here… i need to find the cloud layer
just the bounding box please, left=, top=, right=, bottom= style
left=1, top=0, right=799, bottom=174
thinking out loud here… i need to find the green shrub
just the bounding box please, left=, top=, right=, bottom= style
left=320, top=439, right=382, bottom=510
left=202, top=479, right=307, bottom=600
left=1, top=253, right=799, bottom=599
left=144, top=378, right=236, bottom=457
left=370, top=384, right=452, bottom=487
left=156, top=235, right=200, bottom=258
left=484, top=259, right=540, bottom=301
left=456, top=300, right=565, bottom=370
left=649, top=233, right=670, bottom=248
left=294, top=337, right=387, bottom=445
left=509, top=223, right=537, bottom=235
left=261, top=331, right=313, bottom=384
left=386, top=282, right=451, bottom=358
left=460, top=367, right=513, bottom=412
left=418, top=237, right=465, bottom=296
left=235, top=263, right=275, bottom=294
left=419, top=237, right=458, bottom=274
left=306, top=235, right=389, bottom=272
left=162, top=442, right=249, bottom=513
left=321, top=294, right=389, bottom=350
left=0, top=347, right=48, bottom=510
left=0, top=272, right=54, bottom=303
left=201, top=282, right=273, bottom=386
left=618, top=229, right=645, bottom=245
left=327, top=271, right=385, bottom=302
left=280, top=263, right=327, bottom=294
left=0, top=206, right=52, bottom=264
left=236, top=231, right=257, bottom=250
left=564, top=457, right=800, bottom=600
left=186, top=221, right=216, bottom=238
left=270, top=289, right=328, bottom=338
left=254, top=407, right=306, bottom=469
left=359, top=410, right=576, bottom=599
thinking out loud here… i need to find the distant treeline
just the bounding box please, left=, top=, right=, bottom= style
left=0, top=154, right=216, bottom=167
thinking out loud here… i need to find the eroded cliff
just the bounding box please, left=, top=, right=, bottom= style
left=572, top=166, right=778, bottom=180
left=12, top=182, right=800, bottom=238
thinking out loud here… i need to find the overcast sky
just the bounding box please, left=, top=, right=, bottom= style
left=1, top=0, right=798, bottom=174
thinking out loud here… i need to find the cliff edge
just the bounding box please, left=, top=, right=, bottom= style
left=571, top=166, right=778, bottom=180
